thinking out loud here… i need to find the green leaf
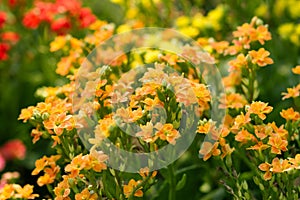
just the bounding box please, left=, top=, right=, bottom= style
left=175, top=173, right=187, bottom=191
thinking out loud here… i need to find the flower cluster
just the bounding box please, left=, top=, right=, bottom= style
left=0, top=0, right=298, bottom=198
left=0, top=11, right=19, bottom=61
left=22, top=0, right=96, bottom=34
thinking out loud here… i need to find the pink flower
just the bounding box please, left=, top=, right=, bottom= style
left=0, top=140, right=26, bottom=161
left=0, top=154, right=6, bottom=172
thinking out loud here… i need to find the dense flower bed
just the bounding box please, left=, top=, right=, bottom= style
left=0, top=0, right=299, bottom=199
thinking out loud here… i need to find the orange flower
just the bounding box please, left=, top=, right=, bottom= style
left=115, top=107, right=143, bottom=123
left=271, top=157, right=291, bottom=173
left=87, top=150, right=108, bottom=172
left=292, top=65, right=300, bottom=75
left=143, top=97, right=163, bottom=111
left=139, top=167, right=157, bottom=179
left=280, top=107, right=300, bottom=121
left=282, top=86, right=300, bottom=100
left=197, top=121, right=211, bottom=134
left=18, top=106, right=34, bottom=122
left=289, top=154, right=300, bottom=169
left=233, top=23, right=255, bottom=49
left=246, top=101, right=273, bottom=120
left=219, top=93, right=247, bottom=109
left=13, top=184, right=39, bottom=199
left=235, top=129, right=256, bottom=144
left=32, top=155, right=61, bottom=176
left=31, top=128, right=43, bottom=144
left=91, top=115, right=114, bottom=145
left=246, top=141, right=270, bottom=151
left=252, top=25, right=272, bottom=45
left=136, top=122, right=157, bottom=143
left=231, top=112, right=251, bottom=132
left=53, top=175, right=71, bottom=200
left=248, top=48, right=273, bottom=67
left=43, top=113, right=76, bottom=136
left=75, top=188, right=98, bottom=200
left=220, top=143, right=235, bottom=159
left=160, top=53, right=185, bottom=66
left=222, top=70, right=242, bottom=88
left=123, top=179, right=143, bottom=198
left=192, top=83, right=211, bottom=108
left=37, top=166, right=60, bottom=186
left=269, top=122, right=288, bottom=139
left=268, top=135, right=288, bottom=154
left=254, top=124, right=272, bottom=140
left=258, top=162, right=272, bottom=180
left=155, top=123, right=180, bottom=145
left=199, top=142, right=221, bottom=161
left=211, top=41, right=229, bottom=54
left=228, top=53, right=248, bottom=71
left=0, top=184, right=15, bottom=199
left=65, top=154, right=87, bottom=178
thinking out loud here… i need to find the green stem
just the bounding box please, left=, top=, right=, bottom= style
left=168, top=164, right=176, bottom=200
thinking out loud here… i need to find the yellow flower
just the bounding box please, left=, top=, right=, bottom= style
left=126, top=8, right=138, bottom=19
left=278, top=23, right=294, bottom=39
left=288, top=0, right=300, bottom=19
left=292, top=65, right=300, bottom=74
left=50, top=36, right=67, bottom=52
left=175, top=16, right=190, bottom=27
left=117, top=24, right=131, bottom=33
left=88, top=20, right=107, bottom=30
left=192, top=13, right=205, bottom=28
left=144, top=50, right=160, bottom=63
left=255, top=3, right=268, bottom=17
left=179, top=26, right=199, bottom=38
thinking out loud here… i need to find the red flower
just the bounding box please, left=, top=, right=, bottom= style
left=0, top=43, right=10, bottom=61
left=0, top=140, right=26, bottom=160
left=1, top=32, right=20, bottom=44
left=0, top=11, right=7, bottom=29
left=78, top=8, right=96, bottom=28
left=8, top=0, right=17, bottom=7
left=56, top=0, right=82, bottom=15
left=51, top=17, right=71, bottom=34
left=22, top=12, right=40, bottom=29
